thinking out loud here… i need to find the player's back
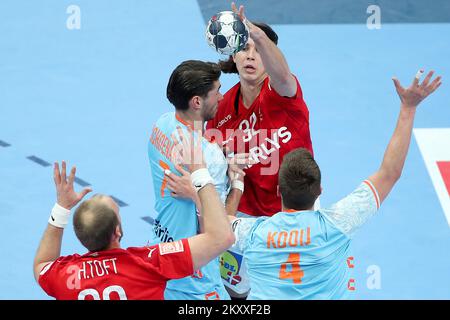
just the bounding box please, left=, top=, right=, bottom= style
left=148, top=112, right=197, bottom=240
left=38, top=244, right=193, bottom=300
left=244, top=211, right=354, bottom=300
left=147, top=112, right=230, bottom=299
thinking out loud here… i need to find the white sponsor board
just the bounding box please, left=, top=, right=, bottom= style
left=414, top=128, right=450, bottom=227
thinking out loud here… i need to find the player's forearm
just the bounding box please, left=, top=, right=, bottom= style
left=379, top=105, right=416, bottom=181
left=198, top=188, right=241, bottom=233
left=225, top=188, right=243, bottom=216
left=198, top=184, right=235, bottom=248
left=193, top=192, right=204, bottom=233
left=252, top=30, right=295, bottom=95
left=192, top=191, right=202, bottom=213
left=34, top=225, right=63, bottom=271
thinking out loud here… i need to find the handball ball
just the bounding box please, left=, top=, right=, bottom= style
left=205, top=11, right=249, bottom=55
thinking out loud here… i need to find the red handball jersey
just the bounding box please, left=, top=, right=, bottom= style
left=38, top=239, right=193, bottom=300
left=206, top=76, right=313, bottom=216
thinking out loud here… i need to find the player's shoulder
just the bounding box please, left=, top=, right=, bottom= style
left=238, top=215, right=270, bottom=232
left=125, top=245, right=154, bottom=255
left=56, top=253, right=82, bottom=263
left=327, top=180, right=380, bottom=210
left=42, top=253, right=83, bottom=273
left=126, top=241, right=189, bottom=261
left=264, top=75, right=301, bottom=96
left=115, top=246, right=159, bottom=266
left=262, top=211, right=318, bottom=229
left=155, top=111, right=175, bottom=126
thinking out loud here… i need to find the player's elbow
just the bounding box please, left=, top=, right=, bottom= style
left=280, top=72, right=293, bottom=85
left=33, top=265, right=40, bottom=283
left=224, top=231, right=236, bottom=249
left=387, top=168, right=402, bottom=183
left=214, top=230, right=235, bottom=252
left=393, top=171, right=402, bottom=182
left=380, top=166, right=402, bottom=183
left=275, top=74, right=297, bottom=97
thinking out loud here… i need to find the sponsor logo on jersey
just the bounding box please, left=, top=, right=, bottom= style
left=154, top=219, right=174, bottom=242
left=218, top=112, right=293, bottom=175
left=159, top=240, right=184, bottom=255
left=147, top=247, right=156, bottom=258
left=217, top=114, right=232, bottom=128
left=220, top=251, right=243, bottom=286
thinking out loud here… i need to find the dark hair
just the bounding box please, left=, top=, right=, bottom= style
left=166, top=60, right=221, bottom=110
left=73, top=195, right=119, bottom=252
left=279, top=148, right=321, bottom=210
left=219, top=22, right=279, bottom=74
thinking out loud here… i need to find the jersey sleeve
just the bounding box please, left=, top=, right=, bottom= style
left=229, top=217, right=259, bottom=254
left=38, top=255, right=76, bottom=297
left=320, top=180, right=381, bottom=238
left=264, top=75, right=308, bottom=113
left=37, top=261, right=56, bottom=296
left=128, top=238, right=194, bottom=280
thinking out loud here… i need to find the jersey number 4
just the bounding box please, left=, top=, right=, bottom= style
left=279, top=253, right=304, bottom=284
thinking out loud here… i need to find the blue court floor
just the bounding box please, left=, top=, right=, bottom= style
left=0, top=1, right=449, bottom=299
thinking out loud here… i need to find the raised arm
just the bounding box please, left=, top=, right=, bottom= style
left=224, top=152, right=253, bottom=216
left=33, top=161, right=92, bottom=281
left=171, top=127, right=235, bottom=271
left=232, top=2, right=297, bottom=97
left=369, top=70, right=442, bottom=203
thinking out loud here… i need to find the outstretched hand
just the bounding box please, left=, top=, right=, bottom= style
left=392, top=70, right=442, bottom=107
left=231, top=2, right=246, bottom=23
left=231, top=2, right=259, bottom=38
left=54, top=161, right=92, bottom=210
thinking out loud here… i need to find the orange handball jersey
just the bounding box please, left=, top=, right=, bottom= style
left=38, top=239, right=193, bottom=300
left=206, top=76, right=313, bottom=217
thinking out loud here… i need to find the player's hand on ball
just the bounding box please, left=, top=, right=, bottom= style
left=231, top=2, right=246, bottom=24
left=205, top=8, right=249, bottom=55
left=231, top=2, right=260, bottom=40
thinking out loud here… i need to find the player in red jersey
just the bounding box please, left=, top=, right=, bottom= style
left=204, top=3, right=314, bottom=298
left=33, top=130, right=235, bottom=300
left=206, top=3, right=313, bottom=218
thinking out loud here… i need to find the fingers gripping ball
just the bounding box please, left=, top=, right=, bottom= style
left=205, top=11, right=249, bottom=55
